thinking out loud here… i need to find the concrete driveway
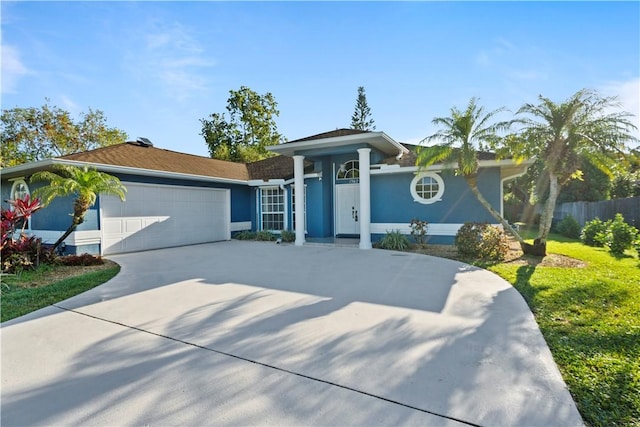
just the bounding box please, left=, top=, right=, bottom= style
left=1, top=241, right=583, bottom=426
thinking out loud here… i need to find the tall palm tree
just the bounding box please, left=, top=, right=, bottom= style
left=515, top=89, right=637, bottom=252
left=416, top=97, right=527, bottom=248
left=31, top=165, right=126, bottom=253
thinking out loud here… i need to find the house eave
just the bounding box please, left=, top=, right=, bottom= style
left=268, top=132, right=410, bottom=157
left=371, top=157, right=535, bottom=175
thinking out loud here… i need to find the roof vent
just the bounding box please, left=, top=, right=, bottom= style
left=136, top=137, right=154, bottom=147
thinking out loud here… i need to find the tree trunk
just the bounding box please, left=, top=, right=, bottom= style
left=50, top=200, right=88, bottom=254
left=465, top=177, right=527, bottom=250
left=50, top=224, right=77, bottom=254
left=539, top=171, right=560, bottom=238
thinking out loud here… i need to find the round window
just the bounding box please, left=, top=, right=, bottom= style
left=10, top=179, right=30, bottom=201
left=410, top=172, right=444, bottom=204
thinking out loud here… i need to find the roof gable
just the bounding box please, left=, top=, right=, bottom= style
left=287, top=128, right=371, bottom=143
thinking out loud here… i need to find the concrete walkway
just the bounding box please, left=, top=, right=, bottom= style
left=1, top=241, right=583, bottom=426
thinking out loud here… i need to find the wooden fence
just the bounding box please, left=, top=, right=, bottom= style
left=554, top=196, right=640, bottom=227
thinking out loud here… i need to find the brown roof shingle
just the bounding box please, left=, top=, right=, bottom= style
left=287, top=128, right=371, bottom=143
left=60, top=142, right=250, bottom=181
left=246, top=155, right=314, bottom=181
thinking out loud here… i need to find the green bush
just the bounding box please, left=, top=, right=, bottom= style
left=581, top=217, right=608, bottom=247
left=607, top=214, right=638, bottom=255
left=376, top=230, right=410, bottom=251
left=556, top=215, right=581, bottom=239
left=280, top=230, right=296, bottom=243
left=233, top=230, right=257, bottom=240
left=256, top=230, right=276, bottom=241
left=582, top=215, right=638, bottom=255
left=455, top=222, right=509, bottom=261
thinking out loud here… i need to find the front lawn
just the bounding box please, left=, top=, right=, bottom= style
left=1, top=261, right=120, bottom=322
left=488, top=236, right=639, bottom=427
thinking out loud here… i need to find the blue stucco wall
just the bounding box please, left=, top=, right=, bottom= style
left=1, top=179, right=98, bottom=231
left=371, top=168, right=501, bottom=225
left=2, top=173, right=253, bottom=235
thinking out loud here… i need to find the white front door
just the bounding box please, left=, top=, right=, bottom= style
left=336, top=184, right=360, bottom=235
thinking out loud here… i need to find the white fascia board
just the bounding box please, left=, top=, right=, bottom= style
left=248, top=172, right=321, bottom=187
left=269, top=132, right=408, bottom=156
left=0, top=159, right=56, bottom=179
left=371, top=165, right=442, bottom=175
left=478, top=157, right=535, bottom=168
left=370, top=158, right=534, bottom=176
left=8, top=159, right=250, bottom=186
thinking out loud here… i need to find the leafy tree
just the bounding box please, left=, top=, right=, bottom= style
left=557, top=155, right=611, bottom=203
left=31, top=166, right=127, bottom=253
left=511, top=89, right=637, bottom=253
left=1, top=100, right=127, bottom=167
left=611, top=171, right=640, bottom=198
left=351, top=86, right=376, bottom=131
left=201, top=86, right=284, bottom=162
left=416, top=97, right=528, bottom=249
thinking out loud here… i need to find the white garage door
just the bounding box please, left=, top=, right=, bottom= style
left=101, top=182, right=230, bottom=255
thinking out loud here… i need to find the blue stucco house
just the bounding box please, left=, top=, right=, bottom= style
left=1, top=129, right=532, bottom=255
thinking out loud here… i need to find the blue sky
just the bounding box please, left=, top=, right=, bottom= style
left=2, top=1, right=639, bottom=157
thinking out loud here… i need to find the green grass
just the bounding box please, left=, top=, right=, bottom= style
left=489, top=234, right=640, bottom=427
left=1, top=265, right=120, bottom=322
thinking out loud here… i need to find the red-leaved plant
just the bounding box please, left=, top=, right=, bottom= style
left=1, top=195, right=44, bottom=273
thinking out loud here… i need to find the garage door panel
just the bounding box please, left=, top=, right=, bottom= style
left=101, top=183, right=230, bottom=255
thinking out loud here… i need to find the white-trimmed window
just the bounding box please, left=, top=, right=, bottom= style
left=411, top=172, right=444, bottom=204
left=336, top=160, right=359, bottom=180
left=261, top=187, right=285, bottom=231
left=10, top=179, right=30, bottom=201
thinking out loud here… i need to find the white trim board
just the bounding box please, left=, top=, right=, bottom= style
left=231, top=221, right=252, bottom=232
left=370, top=223, right=499, bottom=236
left=25, top=230, right=101, bottom=246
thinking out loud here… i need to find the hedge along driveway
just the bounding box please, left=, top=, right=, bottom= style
left=1, top=241, right=583, bottom=426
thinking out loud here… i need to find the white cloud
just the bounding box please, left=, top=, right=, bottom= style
left=474, top=38, right=548, bottom=83
left=600, top=77, right=640, bottom=122
left=1, top=44, right=31, bottom=94
left=599, top=77, right=640, bottom=144
left=124, top=20, right=214, bottom=102
left=59, top=95, right=80, bottom=114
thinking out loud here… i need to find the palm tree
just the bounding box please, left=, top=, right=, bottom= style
left=416, top=97, right=527, bottom=249
left=514, top=89, right=638, bottom=253
left=31, top=165, right=126, bottom=253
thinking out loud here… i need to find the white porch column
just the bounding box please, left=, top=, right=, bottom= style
left=293, top=155, right=305, bottom=246
left=357, top=148, right=372, bottom=249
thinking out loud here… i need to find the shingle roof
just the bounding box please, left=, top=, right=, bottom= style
left=287, top=128, right=371, bottom=143
left=246, top=155, right=314, bottom=181
left=60, top=141, right=250, bottom=181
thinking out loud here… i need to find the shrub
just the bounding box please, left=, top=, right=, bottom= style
left=59, top=254, right=104, bottom=266
left=233, top=230, right=257, bottom=240
left=581, top=217, right=608, bottom=247
left=556, top=215, right=581, bottom=239
left=280, top=230, right=296, bottom=243
left=607, top=214, right=638, bottom=256
left=256, top=230, right=276, bottom=241
left=455, top=222, right=509, bottom=261
left=377, top=230, right=410, bottom=251
left=409, top=218, right=429, bottom=247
